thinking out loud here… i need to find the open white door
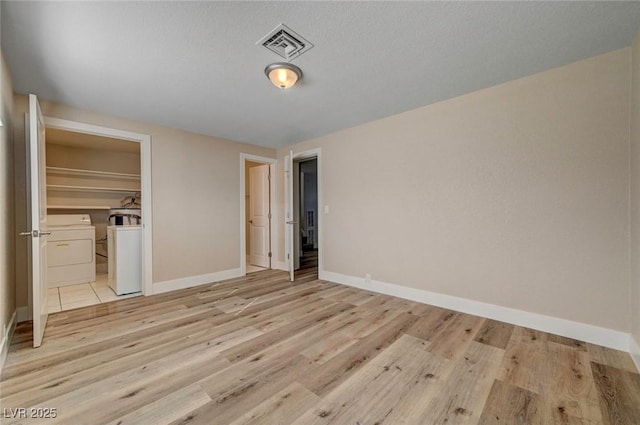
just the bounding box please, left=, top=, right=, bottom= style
left=22, top=94, right=49, bottom=347
left=249, top=164, right=270, bottom=268
left=293, top=161, right=301, bottom=271
left=285, top=150, right=294, bottom=281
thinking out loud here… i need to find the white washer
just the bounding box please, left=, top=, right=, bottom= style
left=47, top=214, right=96, bottom=287
left=107, top=225, right=142, bottom=295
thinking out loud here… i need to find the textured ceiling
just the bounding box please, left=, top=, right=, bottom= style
left=3, top=1, right=640, bottom=148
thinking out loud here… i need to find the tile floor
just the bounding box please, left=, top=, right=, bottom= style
left=47, top=273, right=140, bottom=313
left=246, top=264, right=268, bottom=274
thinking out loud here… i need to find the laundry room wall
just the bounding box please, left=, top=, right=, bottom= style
left=12, top=96, right=275, bottom=309
left=46, top=142, right=142, bottom=273
left=46, top=143, right=141, bottom=174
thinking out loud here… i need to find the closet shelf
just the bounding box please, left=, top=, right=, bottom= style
left=47, top=205, right=112, bottom=210
left=47, top=185, right=140, bottom=194
left=46, top=166, right=140, bottom=180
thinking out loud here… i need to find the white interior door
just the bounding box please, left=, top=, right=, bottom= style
left=25, top=94, right=49, bottom=348
left=249, top=164, right=270, bottom=268
left=285, top=151, right=294, bottom=281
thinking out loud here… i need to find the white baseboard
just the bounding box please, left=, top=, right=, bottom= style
left=631, top=334, right=640, bottom=372
left=16, top=306, right=31, bottom=323
left=320, top=270, right=631, bottom=352
left=1, top=310, right=17, bottom=373
left=153, top=268, right=242, bottom=294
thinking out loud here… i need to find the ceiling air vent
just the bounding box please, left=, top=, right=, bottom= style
left=257, top=23, right=314, bottom=61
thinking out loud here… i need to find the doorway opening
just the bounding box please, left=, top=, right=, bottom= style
left=295, top=158, right=318, bottom=273
left=285, top=148, right=322, bottom=282
left=240, top=154, right=277, bottom=276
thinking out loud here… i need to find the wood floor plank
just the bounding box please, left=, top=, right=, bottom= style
left=178, top=355, right=316, bottom=425
left=300, top=331, right=357, bottom=365
left=299, top=312, right=419, bottom=397
left=477, top=379, right=551, bottom=425
left=103, top=384, right=212, bottom=425
left=292, top=334, right=438, bottom=425
left=547, top=334, right=587, bottom=352
left=405, top=306, right=458, bottom=341
left=544, top=342, right=603, bottom=424
left=220, top=301, right=354, bottom=363
left=377, top=345, right=452, bottom=425
left=2, top=269, right=636, bottom=425
left=2, top=308, right=226, bottom=378
left=3, top=344, right=232, bottom=425
left=2, top=326, right=259, bottom=415
left=421, top=341, right=505, bottom=425
left=587, top=343, right=639, bottom=374
left=497, top=327, right=549, bottom=395
left=426, top=312, right=486, bottom=360
left=474, top=319, right=515, bottom=350
left=1, top=314, right=234, bottom=398
left=228, top=382, right=319, bottom=425
left=591, top=362, right=640, bottom=425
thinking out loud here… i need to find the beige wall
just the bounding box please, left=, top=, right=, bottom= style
left=631, top=31, right=640, bottom=347
left=12, top=96, right=275, bottom=308
left=1, top=50, right=16, bottom=343
left=278, top=49, right=632, bottom=332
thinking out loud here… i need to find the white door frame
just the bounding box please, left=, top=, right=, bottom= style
left=286, top=148, right=322, bottom=279
left=43, top=117, right=154, bottom=296
left=239, top=153, right=277, bottom=276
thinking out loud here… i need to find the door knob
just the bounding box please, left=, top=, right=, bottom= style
left=249, top=220, right=253, bottom=224
left=286, top=221, right=297, bottom=225
left=19, top=231, right=34, bottom=236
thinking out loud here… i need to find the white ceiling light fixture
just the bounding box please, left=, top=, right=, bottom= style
left=264, top=62, right=302, bottom=90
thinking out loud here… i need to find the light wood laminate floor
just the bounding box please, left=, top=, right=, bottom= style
left=1, top=268, right=639, bottom=425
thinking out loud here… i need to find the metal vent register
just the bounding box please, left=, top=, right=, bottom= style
left=257, top=23, right=314, bottom=60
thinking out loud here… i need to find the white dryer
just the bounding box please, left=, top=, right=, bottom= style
left=47, top=214, right=96, bottom=287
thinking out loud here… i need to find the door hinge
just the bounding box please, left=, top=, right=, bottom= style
left=268, top=252, right=272, bottom=258
left=268, top=213, right=272, bottom=219
left=268, top=174, right=271, bottom=181
left=287, top=253, right=290, bottom=259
